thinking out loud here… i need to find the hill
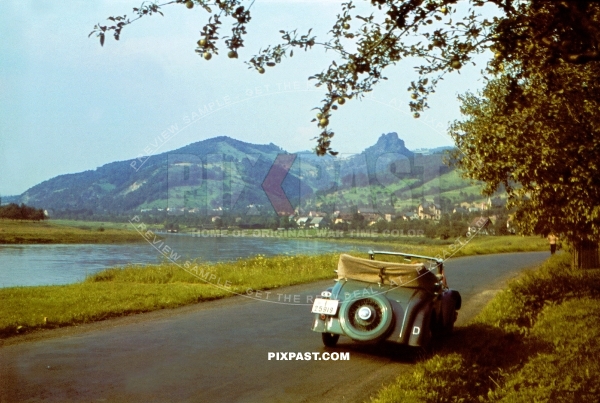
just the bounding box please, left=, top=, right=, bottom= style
left=15, top=133, right=487, bottom=218
left=20, top=136, right=289, bottom=217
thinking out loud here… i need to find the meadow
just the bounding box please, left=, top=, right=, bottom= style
left=336, top=234, right=548, bottom=258
left=0, top=254, right=338, bottom=338
left=0, top=219, right=142, bottom=244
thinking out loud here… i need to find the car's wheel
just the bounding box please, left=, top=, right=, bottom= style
left=430, top=310, right=443, bottom=339
left=441, top=290, right=461, bottom=335
left=338, top=295, right=393, bottom=341
left=322, top=332, right=339, bottom=347
left=443, top=306, right=457, bottom=335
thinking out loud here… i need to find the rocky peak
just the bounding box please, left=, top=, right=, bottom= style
left=364, top=132, right=412, bottom=157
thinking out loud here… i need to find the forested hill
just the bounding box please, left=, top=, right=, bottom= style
left=16, top=133, right=467, bottom=217
left=20, top=136, right=284, bottom=215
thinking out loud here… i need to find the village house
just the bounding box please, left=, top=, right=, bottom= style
left=308, top=217, right=325, bottom=228
left=334, top=213, right=354, bottom=225
left=453, top=206, right=469, bottom=215
left=354, top=208, right=382, bottom=226
left=296, top=217, right=310, bottom=227
left=488, top=196, right=506, bottom=208
left=364, top=214, right=382, bottom=226
left=418, top=201, right=442, bottom=220
left=308, top=211, right=327, bottom=218
left=402, top=212, right=418, bottom=220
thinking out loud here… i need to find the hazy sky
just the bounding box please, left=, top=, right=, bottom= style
left=0, top=0, right=491, bottom=196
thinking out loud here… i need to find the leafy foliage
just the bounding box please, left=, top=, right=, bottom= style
left=0, top=203, right=45, bottom=221
left=92, top=1, right=600, bottom=154
left=449, top=61, right=600, bottom=244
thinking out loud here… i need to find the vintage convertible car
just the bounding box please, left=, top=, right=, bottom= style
left=311, top=250, right=461, bottom=348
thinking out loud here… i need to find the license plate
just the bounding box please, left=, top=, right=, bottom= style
left=311, top=298, right=339, bottom=315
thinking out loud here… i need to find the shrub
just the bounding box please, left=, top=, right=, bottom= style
left=370, top=253, right=600, bottom=403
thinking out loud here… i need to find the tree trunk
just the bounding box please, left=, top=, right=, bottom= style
left=572, top=239, right=600, bottom=269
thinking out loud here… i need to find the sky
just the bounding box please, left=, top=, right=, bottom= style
left=0, top=0, right=492, bottom=196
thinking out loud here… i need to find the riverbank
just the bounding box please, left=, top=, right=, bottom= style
left=0, top=236, right=549, bottom=339
left=369, top=252, right=600, bottom=403
left=0, top=254, right=338, bottom=338
left=331, top=234, right=548, bottom=258
left=171, top=227, right=548, bottom=256
left=0, top=219, right=142, bottom=244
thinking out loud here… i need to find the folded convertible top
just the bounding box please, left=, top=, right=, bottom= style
left=337, top=254, right=438, bottom=290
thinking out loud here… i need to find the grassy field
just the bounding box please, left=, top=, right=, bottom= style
left=312, top=170, right=488, bottom=210
left=335, top=235, right=548, bottom=258
left=0, top=219, right=142, bottom=244
left=0, top=235, right=549, bottom=339
left=50, top=219, right=133, bottom=230
left=369, top=252, right=600, bottom=403
left=0, top=254, right=339, bottom=338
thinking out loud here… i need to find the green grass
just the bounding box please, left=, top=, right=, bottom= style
left=0, top=254, right=339, bottom=338
left=446, top=235, right=548, bottom=256
left=50, top=219, right=132, bottom=230
left=333, top=235, right=548, bottom=257
left=0, top=235, right=548, bottom=339
left=369, top=252, right=600, bottom=403
left=0, top=219, right=142, bottom=244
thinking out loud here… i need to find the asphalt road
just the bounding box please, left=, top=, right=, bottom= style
left=0, top=251, right=549, bottom=403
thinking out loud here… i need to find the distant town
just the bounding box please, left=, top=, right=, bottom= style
left=130, top=195, right=513, bottom=240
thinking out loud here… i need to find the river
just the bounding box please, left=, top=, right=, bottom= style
left=0, top=234, right=373, bottom=288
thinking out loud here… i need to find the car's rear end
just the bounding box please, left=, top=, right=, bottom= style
left=312, top=252, right=460, bottom=348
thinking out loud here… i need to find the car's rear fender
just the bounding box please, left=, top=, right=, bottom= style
left=384, top=287, right=437, bottom=346
left=405, top=300, right=435, bottom=347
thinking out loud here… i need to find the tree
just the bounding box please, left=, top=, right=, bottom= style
left=450, top=63, right=600, bottom=268
left=375, top=218, right=388, bottom=232
left=0, top=203, right=45, bottom=221
left=91, top=0, right=600, bottom=154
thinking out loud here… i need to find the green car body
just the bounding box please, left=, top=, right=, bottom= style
left=312, top=251, right=461, bottom=348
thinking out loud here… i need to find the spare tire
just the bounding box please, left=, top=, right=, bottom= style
left=339, top=295, right=393, bottom=341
